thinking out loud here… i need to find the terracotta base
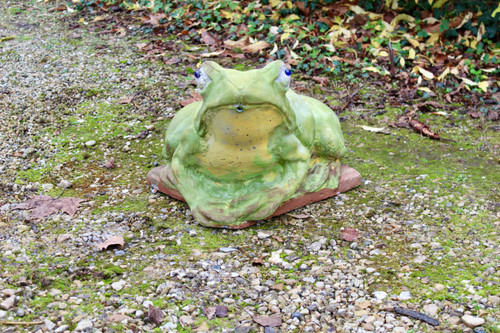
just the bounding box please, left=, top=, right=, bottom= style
left=146, top=165, right=361, bottom=226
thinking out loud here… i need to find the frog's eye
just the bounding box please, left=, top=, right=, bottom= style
left=194, top=68, right=211, bottom=91
left=275, top=65, right=291, bottom=90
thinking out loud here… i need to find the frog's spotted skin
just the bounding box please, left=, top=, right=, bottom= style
left=157, top=61, right=346, bottom=227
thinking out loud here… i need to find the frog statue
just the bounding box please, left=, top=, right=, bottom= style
left=147, top=60, right=360, bottom=228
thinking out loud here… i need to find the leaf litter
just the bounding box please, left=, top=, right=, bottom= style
left=13, top=195, right=84, bottom=220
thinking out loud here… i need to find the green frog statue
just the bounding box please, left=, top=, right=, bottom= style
left=147, top=60, right=360, bottom=228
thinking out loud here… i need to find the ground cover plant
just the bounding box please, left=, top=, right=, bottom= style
left=0, top=0, right=499, bottom=332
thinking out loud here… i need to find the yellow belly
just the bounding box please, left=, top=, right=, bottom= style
left=196, top=104, right=284, bottom=178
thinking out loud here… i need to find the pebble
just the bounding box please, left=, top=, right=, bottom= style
left=54, top=325, right=69, bottom=333
left=57, top=179, right=72, bottom=188
left=291, top=312, right=305, bottom=321
left=373, top=291, right=387, bottom=300
left=0, top=296, right=16, bottom=310
left=423, top=304, right=439, bottom=316
left=264, top=327, right=275, bottom=333
left=234, top=326, right=252, bottom=333
left=75, top=319, right=93, bottom=331
left=488, top=295, right=500, bottom=304
left=41, top=183, right=54, bottom=191
left=44, top=319, right=56, bottom=331
left=398, top=291, right=412, bottom=300
left=0, top=310, right=6, bottom=319
left=462, top=315, right=485, bottom=328
left=257, top=231, right=271, bottom=239
left=111, top=280, right=126, bottom=291
left=85, top=140, right=96, bottom=147
left=434, top=283, right=445, bottom=291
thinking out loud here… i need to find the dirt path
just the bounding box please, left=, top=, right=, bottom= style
left=0, top=1, right=498, bottom=332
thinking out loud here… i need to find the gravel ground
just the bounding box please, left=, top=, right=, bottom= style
left=1, top=1, right=499, bottom=333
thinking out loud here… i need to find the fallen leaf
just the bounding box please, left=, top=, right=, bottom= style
left=13, top=195, right=84, bottom=220
left=341, top=228, right=358, bottom=241
left=359, top=125, right=391, bottom=135
left=241, top=41, right=271, bottom=53
left=287, top=213, right=309, bottom=219
left=97, top=236, right=125, bottom=250
left=11, top=151, right=23, bottom=157
left=408, top=119, right=442, bottom=140
left=107, top=314, right=131, bottom=322
left=118, top=95, right=134, bottom=104
left=180, top=91, right=203, bottom=106
left=252, top=256, right=265, bottom=266
left=272, top=235, right=283, bottom=242
left=312, top=76, right=329, bottom=86
left=223, top=36, right=250, bottom=48
left=200, top=50, right=225, bottom=58
left=164, top=57, right=182, bottom=65
left=148, top=304, right=165, bottom=325
left=201, top=29, right=219, bottom=46
left=417, top=87, right=437, bottom=96
left=417, top=67, right=435, bottom=80
left=142, top=13, right=166, bottom=27
left=103, top=158, right=116, bottom=169
left=253, top=315, right=282, bottom=327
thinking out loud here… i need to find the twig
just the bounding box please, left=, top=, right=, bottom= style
left=54, top=187, right=67, bottom=200
left=0, top=321, right=44, bottom=325
left=394, top=306, right=439, bottom=326
left=388, top=42, right=395, bottom=78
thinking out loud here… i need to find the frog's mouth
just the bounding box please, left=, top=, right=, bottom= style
left=195, top=102, right=288, bottom=179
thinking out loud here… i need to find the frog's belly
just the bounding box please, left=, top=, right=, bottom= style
left=196, top=104, right=285, bottom=179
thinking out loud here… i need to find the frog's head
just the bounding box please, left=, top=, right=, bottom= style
left=192, top=60, right=296, bottom=137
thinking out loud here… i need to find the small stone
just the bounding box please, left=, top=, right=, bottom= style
left=16, top=308, right=25, bottom=317
left=264, top=327, right=275, bottom=333
left=473, top=328, right=487, bottom=333
left=75, top=319, right=93, bottom=331
left=461, top=315, right=485, bottom=328
left=54, top=325, right=69, bottom=333
left=423, top=304, right=439, bottom=317
left=299, top=264, right=309, bottom=271
left=111, top=280, right=126, bottom=291
left=57, top=179, right=72, bottom=189
left=41, top=183, right=54, bottom=191
left=303, top=277, right=315, bottom=283
left=219, top=247, right=237, bottom=253
left=179, top=315, right=194, bottom=326
left=257, top=231, right=271, bottom=239
left=291, top=312, right=304, bottom=321
left=356, top=300, right=371, bottom=309
left=0, top=310, right=7, bottom=319
left=373, top=291, right=387, bottom=300
left=434, top=283, right=445, bottom=291
left=398, top=291, right=412, bottom=300
left=487, top=295, right=500, bottom=305
left=44, top=319, right=56, bottom=330
left=414, top=255, right=427, bottom=264
left=308, top=303, right=318, bottom=311
left=448, top=316, right=460, bottom=325
left=145, top=124, right=155, bottom=131
left=0, top=296, right=16, bottom=310
left=315, top=281, right=325, bottom=289
left=362, top=323, right=375, bottom=331
left=233, top=325, right=252, bottom=333
left=85, top=140, right=96, bottom=147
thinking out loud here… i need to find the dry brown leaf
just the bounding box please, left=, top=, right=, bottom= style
left=142, top=13, right=166, bottom=27
left=118, top=95, right=134, bottom=104
left=180, top=92, right=203, bottom=107
left=241, top=41, right=271, bottom=53
left=312, top=76, right=329, bottom=86
left=97, top=236, right=125, bottom=250
left=287, top=213, right=309, bottom=219
left=341, top=228, right=358, bottom=241
left=164, top=57, right=182, bottom=65
left=224, top=36, right=250, bottom=49
left=14, top=195, right=84, bottom=220
left=200, top=29, right=219, bottom=46
left=148, top=304, right=165, bottom=325
left=103, top=158, right=116, bottom=169
left=11, top=151, right=23, bottom=157
left=253, top=315, right=282, bottom=327
left=107, top=314, right=131, bottom=322
left=252, top=256, right=265, bottom=266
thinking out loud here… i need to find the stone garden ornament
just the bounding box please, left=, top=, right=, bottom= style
left=147, top=61, right=361, bottom=228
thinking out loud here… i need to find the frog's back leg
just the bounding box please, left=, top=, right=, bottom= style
left=163, top=101, right=202, bottom=160
left=300, top=95, right=346, bottom=159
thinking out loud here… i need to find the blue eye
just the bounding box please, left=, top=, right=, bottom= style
left=194, top=70, right=201, bottom=79
left=285, top=68, right=291, bottom=76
